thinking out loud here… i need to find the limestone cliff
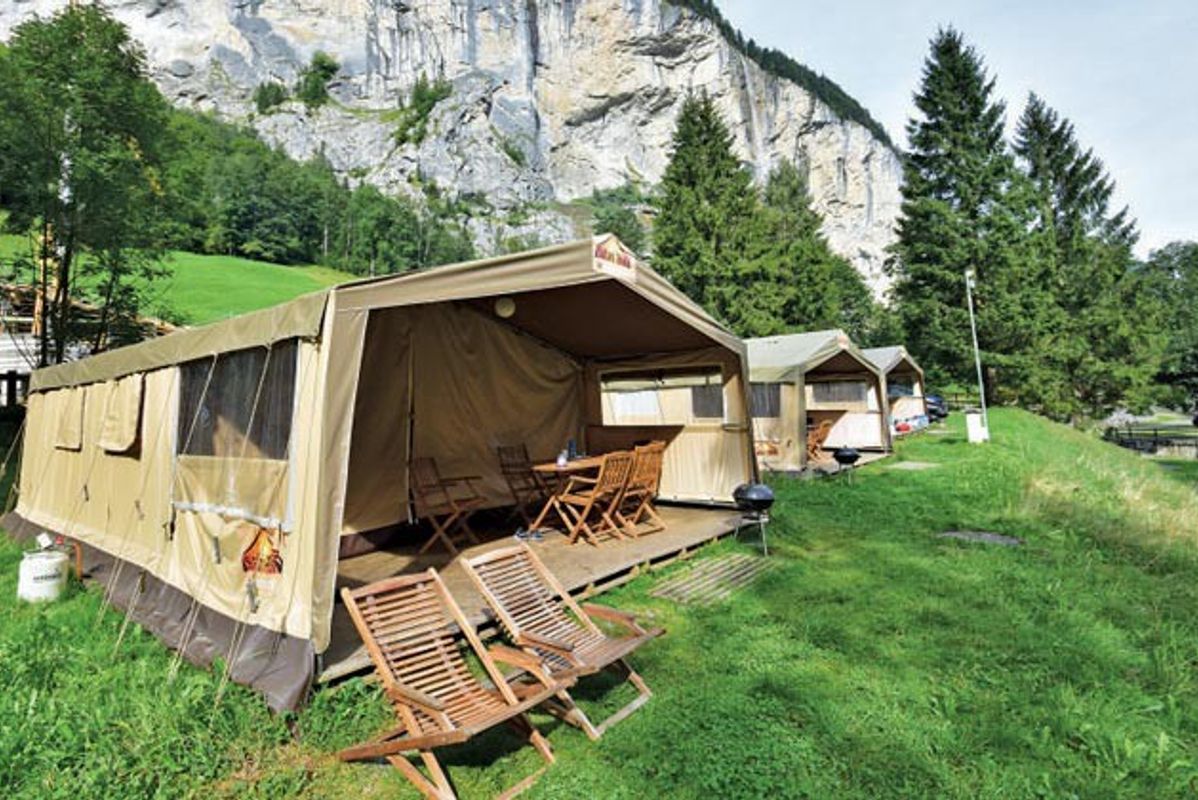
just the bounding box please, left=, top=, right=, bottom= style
left=0, top=0, right=902, bottom=295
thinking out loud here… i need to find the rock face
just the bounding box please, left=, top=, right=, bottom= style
left=0, top=0, right=902, bottom=296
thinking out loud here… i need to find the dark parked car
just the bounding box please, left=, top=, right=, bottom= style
left=925, top=394, right=949, bottom=420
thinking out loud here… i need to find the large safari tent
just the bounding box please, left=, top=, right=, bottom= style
left=7, top=236, right=756, bottom=709
left=745, top=330, right=890, bottom=471
left=862, top=345, right=928, bottom=432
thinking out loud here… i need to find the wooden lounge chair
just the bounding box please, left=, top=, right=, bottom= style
left=338, top=569, right=573, bottom=799
left=496, top=444, right=549, bottom=528
left=615, top=441, right=666, bottom=537
left=806, top=420, right=833, bottom=463
left=410, top=457, right=485, bottom=556
left=463, top=543, right=664, bottom=740
left=552, top=450, right=634, bottom=545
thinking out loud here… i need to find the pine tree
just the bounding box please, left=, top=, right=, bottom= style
left=1014, top=94, right=1164, bottom=418
left=1145, top=241, right=1198, bottom=410
left=652, top=93, right=758, bottom=325
left=890, top=28, right=1049, bottom=393
left=654, top=99, right=878, bottom=339
left=731, top=160, right=876, bottom=338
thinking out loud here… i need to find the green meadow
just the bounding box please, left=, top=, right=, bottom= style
left=0, top=235, right=353, bottom=326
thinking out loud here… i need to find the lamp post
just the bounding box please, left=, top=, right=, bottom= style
left=964, top=268, right=989, bottom=439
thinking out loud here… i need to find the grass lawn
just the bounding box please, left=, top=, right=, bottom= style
left=2, top=408, right=1198, bottom=798
left=0, top=234, right=354, bottom=326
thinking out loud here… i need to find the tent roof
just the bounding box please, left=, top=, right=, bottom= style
left=746, top=330, right=882, bottom=382
left=862, top=345, right=924, bottom=378
left=31, top=236, right=742, bottom=392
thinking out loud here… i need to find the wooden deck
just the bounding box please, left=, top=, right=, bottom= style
left=319, top=504, right=747, bottom=682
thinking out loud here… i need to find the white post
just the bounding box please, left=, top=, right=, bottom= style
left=964, top=268, right=989, bottom=439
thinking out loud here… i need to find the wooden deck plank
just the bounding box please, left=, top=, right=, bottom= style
left=320, top=504, right=745, bottom=682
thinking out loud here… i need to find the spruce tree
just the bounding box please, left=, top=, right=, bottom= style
left=1014, top=94, right=1163, bottom=418
left=652, top=93, right=758, bottom=325
left=890, top=28, right=1048, bottom=393
left=734, top=160, right=876, bottom=339
left=654, top=100, right=878, bottom=339
left=1145, top=241, right=1198, bottom=410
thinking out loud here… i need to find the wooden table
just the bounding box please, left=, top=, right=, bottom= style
left=531, top=456, right=603, bottom=531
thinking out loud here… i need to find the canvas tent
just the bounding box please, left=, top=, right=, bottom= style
left=7, top=236, right=755, bottom=710
left=862, top=345, right=928, bottom=434
left=745, top=330, right=890, bottom=471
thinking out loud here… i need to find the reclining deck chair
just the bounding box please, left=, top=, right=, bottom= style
left=338, top=569, right=573, bottom=799
left=496, top=444, right=549, bottom=528
left=614, top=441, right=666, bottom=537
left=410, top=457, right=485, bottom=556
left=463, top=543, right=664, bottom=740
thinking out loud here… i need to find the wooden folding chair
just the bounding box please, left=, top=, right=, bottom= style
left=463, top=543, right=664, bottom=741
left=806, top=420, right=833, bottom=463
left=615, top=441, right=667, bottom=537
left=496, top=444, right=549, bottom=528
left=338, top=569, right=573, bottom=799
left=552, top=451, right=634, bottom=546
left=410, top=457, right=485, bottom=556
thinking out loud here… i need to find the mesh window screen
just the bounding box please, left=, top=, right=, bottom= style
left=178, top=340, right=298, bottom=460
left=812, top=381, right=867, bottom=404
left=690, top=384, right=724, bottom=419
left=750, top=383, right=781, bottom=418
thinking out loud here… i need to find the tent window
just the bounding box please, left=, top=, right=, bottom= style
left=177, top=340, right=298, bottom=460
left=601, top=367, right=723, bottom=425
left=690, top=384, right=724, bottom=420
left=750, top=383, right=781, bottom=418
left=812, top=381, right=867, bottom=405
left=610, top=390, right=661, bottom=419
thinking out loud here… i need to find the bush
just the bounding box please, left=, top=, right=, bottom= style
left=393, top=73, right=452, bottom=145
left=295, top=51, right=339, bottom=109
left=252, top=81, right=288, bottom=114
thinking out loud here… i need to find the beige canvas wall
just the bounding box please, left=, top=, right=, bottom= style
left=590, top=348, right=753, bottom=501
left=341, top=303, right=585, bottom=534
left=752, top=382, right=803, bottom=471
left=17, top=340, right=327, bottom=648
left=891, top=396, right=927, bottom=419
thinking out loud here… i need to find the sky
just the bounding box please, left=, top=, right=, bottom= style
left=720, top=0, right=1197, bottom=256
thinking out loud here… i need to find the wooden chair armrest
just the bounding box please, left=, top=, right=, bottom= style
left=385, top=682, right=447, bottom=715
left=563, top=476, right=597, bottom=493
left=489, top=645, right=555, bottom=685
left=491, top=641, right=548, bottom=675
left=582, top=603, right=646, bottom=634
left=517, top=630, right=577, bottom=657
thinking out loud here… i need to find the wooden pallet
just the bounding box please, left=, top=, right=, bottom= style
left=649, top=553, right=773, bottom=606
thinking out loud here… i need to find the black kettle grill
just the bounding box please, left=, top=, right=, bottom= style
left=832, top=447, right=861, bottom=468
left=733, top=483, right=775, bottom=555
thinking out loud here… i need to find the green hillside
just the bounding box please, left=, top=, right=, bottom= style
left=0, top=234, right=354, bottom=326
left=146, top=252, right=352, bottom=325
left=2, top=409, right=1196, bottom=798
